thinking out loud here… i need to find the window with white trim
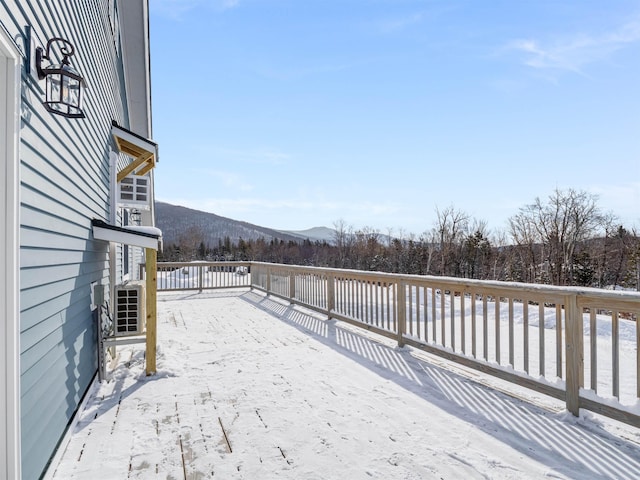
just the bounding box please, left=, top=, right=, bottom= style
left=118, top=174, right=150, bottom=209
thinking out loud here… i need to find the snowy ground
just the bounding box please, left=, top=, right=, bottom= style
left=50, top=290, right=640, bottom=479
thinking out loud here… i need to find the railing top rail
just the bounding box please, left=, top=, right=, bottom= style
left=156, top=261, right=640, bottom=303
left=248, top=261, right=640, bottom=302
left=158, top=261, right=251, bottom=268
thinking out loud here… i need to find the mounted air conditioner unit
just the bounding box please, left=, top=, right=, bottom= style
left=118, top=174, right=150, bottom=209
left=114, top=282, right=146, bottom=336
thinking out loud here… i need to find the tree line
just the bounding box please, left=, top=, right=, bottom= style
left=159, top=188, right=640, bottom=290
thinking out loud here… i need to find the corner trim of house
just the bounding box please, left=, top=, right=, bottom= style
left=1, top=24, right=22, bottom=480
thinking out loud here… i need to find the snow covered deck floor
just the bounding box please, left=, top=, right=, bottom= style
left=51, top=290, right=640, bottom=479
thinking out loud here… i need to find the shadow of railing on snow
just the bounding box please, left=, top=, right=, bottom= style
left=240, top=290, right=640, bottom=480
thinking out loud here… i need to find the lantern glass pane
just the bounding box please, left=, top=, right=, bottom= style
left=47, top=73, right=62, bottom=103
left=62, top=74, right=70, bottom=104
left=67, top=78, right=81, bottom=107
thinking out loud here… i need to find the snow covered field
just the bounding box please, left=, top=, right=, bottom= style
left=50, top=290, right=640, bottom=479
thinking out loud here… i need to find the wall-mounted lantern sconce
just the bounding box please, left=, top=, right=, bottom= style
left=36, top=37, right=86, bottom=119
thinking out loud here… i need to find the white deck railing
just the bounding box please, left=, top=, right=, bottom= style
left=157, top=261, right=640, bottom=428
left=156, top=262, right=252, bottom=290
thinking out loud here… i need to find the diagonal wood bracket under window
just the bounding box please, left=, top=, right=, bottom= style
left=112, top=121, right=159, bottom=183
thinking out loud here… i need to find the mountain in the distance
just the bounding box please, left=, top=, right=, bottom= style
left=155, top=201, right=334, bottom=246
left=280, top=226, right=336, bottom=244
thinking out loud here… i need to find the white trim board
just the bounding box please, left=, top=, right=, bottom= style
left=0, top=26, right=22, bottom=480
left=91, top=219, right=161, bottom=250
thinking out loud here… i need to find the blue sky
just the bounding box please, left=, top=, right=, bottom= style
left=149, top=0, right=640, bottom=235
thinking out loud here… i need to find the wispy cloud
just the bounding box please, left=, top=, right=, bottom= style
left=210, top=147, right=292, bottom=165
left=159, top=197, right=343, bottom=223
left=196, top=169, right=253, bottom=192
left=151, top=0, right=239, bottom=20
left=507, top=17, right=640, bottom=74
left=378, top=12, right=425, bottom=34
left=220, top=0, right=239, bottom=9
left=161, top=196, right=402, bottom=228
left=589, top=182, right=640, bottom=225
left=373, top=4, right=459, bottom=35
left=189, top=144, right=291, bottom=166
left=252, top=57, right=375, bottom=82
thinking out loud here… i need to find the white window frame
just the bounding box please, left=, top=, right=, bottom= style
left=118, top=173, right=151, bottom=209
left=0, top=27, right=21, bottom=480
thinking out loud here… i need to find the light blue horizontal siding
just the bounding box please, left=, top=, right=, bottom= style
left=21, top=311, right=97, bottom=414
left=20, top=317, right=96, bottom=476
left=20, top=296, right=98, bottom=366
left=20, top=226, right=99, bottom=251
left=20, top=246, right=105, bottom=268
left=20, top=267, right=106, bottom=325
left=20, top=207, right=94, bottom=245
left=2, top=0, right=140, bottom=478
left=20, top=259, right=107, bottom=292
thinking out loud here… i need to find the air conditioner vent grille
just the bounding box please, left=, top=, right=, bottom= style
left=114, top=282, right=145, bottom=336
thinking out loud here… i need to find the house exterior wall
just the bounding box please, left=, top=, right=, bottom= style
left=0, top=2, right=153, bottom=478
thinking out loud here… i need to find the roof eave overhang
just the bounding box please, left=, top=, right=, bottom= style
left=92, top=219, right=161, bottom=250
left=112, top=122, right=158, bottom=182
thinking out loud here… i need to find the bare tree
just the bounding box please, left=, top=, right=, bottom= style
left=333, top=219, right=354, bottom=268
left=420, top=228, right=438, bottom=275
left=509, top=188, right=608, bottom=285
left=508, top=208, right=541, bottom=282
left=352, top=226, right=382, bottom=270
left=462, top=219, right=491, bottom=279
left=490, top=228, right=510, bottom=280
left=629, top=227, right=640, bottom=291
left=434, top=205, right=470, bottom=276
left=177, top=225, right=206, bottom=260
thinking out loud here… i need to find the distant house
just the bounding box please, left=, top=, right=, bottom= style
left=1, top=2, right=158, bottom=478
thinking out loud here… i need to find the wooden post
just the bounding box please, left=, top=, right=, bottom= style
left=326, top=273, right=335, bottom=318
left=397, top=281, right=406, bottom=347
left=637, top=308, right=640, bottom=399
left=565, top=294, right=583, bottom=416
left=289, top=270, right=295, bottom=303
left=266, top=267, right=271, bottom=294
left=145, top=248, right=157, bottom=376
left=612, top=311, right=619, bottom=399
